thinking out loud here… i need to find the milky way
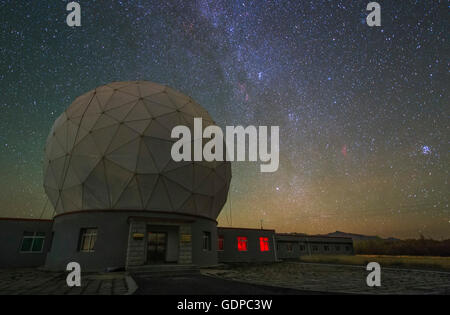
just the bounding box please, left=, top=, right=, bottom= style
left=0, top=1, right=448, bottom=238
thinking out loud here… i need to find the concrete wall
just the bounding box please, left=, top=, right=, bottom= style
left=217, top=227, right=277, bottom=263
left=45, top=210, right=218, bottom=271
left=276, top=234, right=354, bottom=259
left=0, top=218, right=53, bottom=268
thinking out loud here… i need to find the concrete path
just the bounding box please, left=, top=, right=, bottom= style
left=133, top=273, right=327, bottom=295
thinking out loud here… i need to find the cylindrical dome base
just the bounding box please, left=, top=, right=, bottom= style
left=44, top=210, right=218, bottom=272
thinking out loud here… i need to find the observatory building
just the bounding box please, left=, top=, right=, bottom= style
left=0, top=81, right=354, bottom=271
left=43, top=81, right=231, bottom=271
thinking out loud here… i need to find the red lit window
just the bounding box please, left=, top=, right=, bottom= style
left=218, top=235, right=224, bottom=251
left=237, top=237, right=248, bottom=251
left=259, top=237, right=269, bottom=251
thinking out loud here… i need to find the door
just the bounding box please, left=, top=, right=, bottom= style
left=147, top=232, right=167, bottom=263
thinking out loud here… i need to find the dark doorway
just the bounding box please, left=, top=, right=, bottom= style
left=147, top=232, right=167, bottom=263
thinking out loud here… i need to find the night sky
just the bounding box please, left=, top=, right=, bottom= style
left=0, top=1, right=448, bottom=239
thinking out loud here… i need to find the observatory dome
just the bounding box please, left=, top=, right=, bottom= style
left=43, top=81, right=231, bottom=220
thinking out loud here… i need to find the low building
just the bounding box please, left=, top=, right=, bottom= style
left=0, top=218, right=53, bottom=268
left=217, top=227, right=277, bottom=263
left=276, top=233, right=354, bottom=259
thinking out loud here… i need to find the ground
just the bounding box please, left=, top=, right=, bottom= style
left=298, top=254, right=450, bottom=271
left=0, top=269, right=128, bottom=295
left=204, top=261, right=450, bottom=295
left=1, top=261, right=449, bottom=295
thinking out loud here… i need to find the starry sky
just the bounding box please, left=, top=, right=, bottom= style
left=0, top=1, right=448, bottom=239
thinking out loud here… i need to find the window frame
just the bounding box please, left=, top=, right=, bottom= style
left=78, top=228, right=98, bottom=253
left=202, top=231, right=212, bottom=251
left=19, top=232, right=46, bottom=253
left=237, top=236, right=248, bottom=252
left=259, top=237, right=270, bottom=252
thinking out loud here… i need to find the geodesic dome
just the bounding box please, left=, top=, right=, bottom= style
left=43, top=81, right=231, bottom=220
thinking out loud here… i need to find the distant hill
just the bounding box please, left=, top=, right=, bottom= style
left=326, top=231, right=400, bottom=241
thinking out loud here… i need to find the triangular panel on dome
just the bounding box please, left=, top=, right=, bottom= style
left=94, top=89, right=114, bottom=109
left=104, top=159, right=134, bottom=207
left=143, top=119, right=172, bottom=140
left=72, top=134, right=102, bottom=157
left=136, top=174, right=159, bottom=207
left=125, top=119, right=151, bottom=135
left=167, top=91, right=190, bottom=109
left=179, top=101, right=202, bottom=117
left=54, top=196, right=65, bottom=214
left=92, top=113, right=118, bottom=131
left=163, top=163, right=194, bottom=191
left=103, top=91, right=138, bottom=111
left=142, top=99, right=174, bottom=118
left=50, top=155, right=68, bottom=188
left=62, top=164, right=82, bottom=189
left=114, top=176, right=143, bottom=209
left=180, top=195, right=197, bottom=213
left=178, top=112, right=196, bottom=129
left=44, top=186, right=60, bottom=211
left=194, top=171, right=215, bottom=196
left=105, top=100, right=136, bottom=122
left=61, top=185, right=83, bottom=211
left=54, top=121, right=69, bottom=152
left=162, top=176, right=191, bottom=209
left=117, top=84, right=140, bottom=97
left=48, top=135, right=66, bottom=159
left=66, top=120, right=80, bottom=150
left=124, top=100, right=152, bottom=122
left=139, top=83, right=166, bottom=98
left=106, top=137, right=141, bottom=172
left=162, top=158, right=192, bottom=172
left=106, top=124, right=140, bottom=154
left=84, top=160, right=110, bottom=208
left=70, top=154, right=101, bottom=183
left=91, top=124, right=120, bottom=155
left=193, top=164, right=213, bottom=191
left=143, top=137, right=173, bottom=171
left=83, top=185, right=108, bottom=210
left=147, top=92, right=177, bottom=109
left=84, top=97, right=103, bottom=116
left=79, top=112, right=101, bottom=133
left=66, top=99, right=90, bottom=118
left=136, top=140, right=158, bottom=173
left=146, top=177, right=173, bottom=211
left=155, top=112, right=183, bottom=131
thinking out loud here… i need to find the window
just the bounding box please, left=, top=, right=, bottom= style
left=217, top=235, right=224, bottom=251
left=259, top=237, right=269, bottom=251
left=286, top=243, right=293, bottom=252
left=78, top=228, right=97, bottom=252
left=335, top=245, right=340, bottom=251
left=299, top=245, right=306, bottom=251
left=324, top=245, right=330, bottom=251
left=345, top=245, right=350, bottom=251
left=203, top=231, right=211, bottom=251
left=237, top=237, right=248, bottom=251
left=312, top=245, right=318, bottom=251
left=20, top=232, right=45, bottom=253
